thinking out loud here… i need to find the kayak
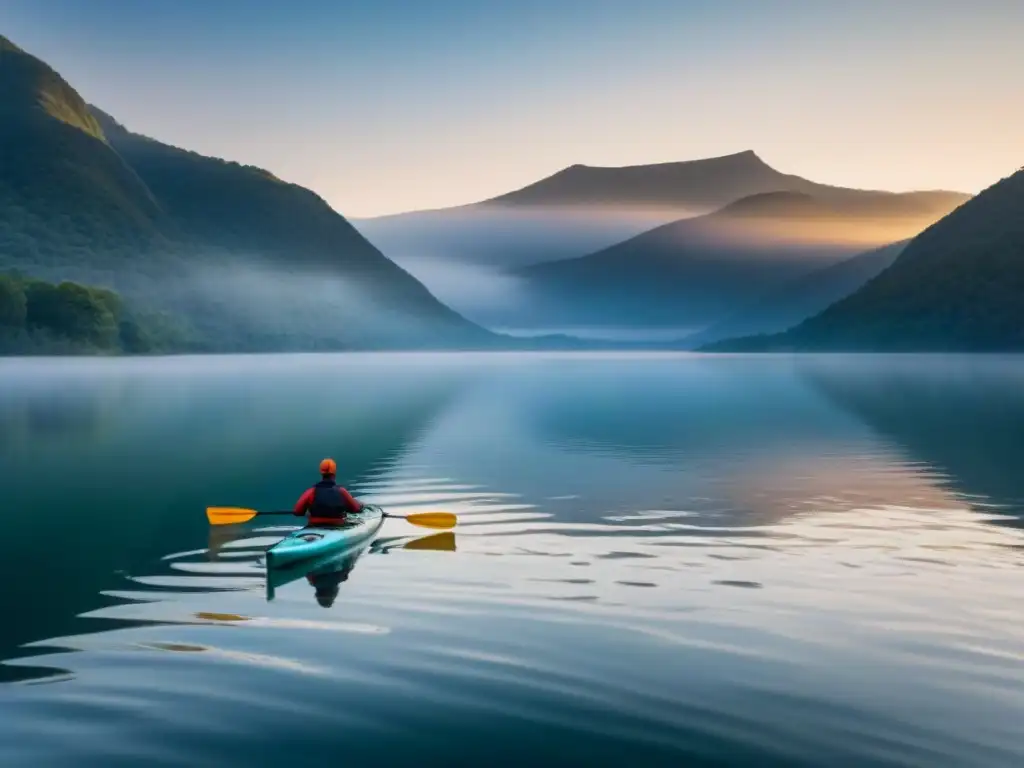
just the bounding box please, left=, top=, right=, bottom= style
left=264, top=504, right=385, bottom=569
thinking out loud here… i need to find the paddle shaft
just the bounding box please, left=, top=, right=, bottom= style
left=240, top=510, right=409, bottom=520
left=206, top=505, right=455, bottom=529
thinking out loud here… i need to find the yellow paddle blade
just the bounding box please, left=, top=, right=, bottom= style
left=403, top=531, right=456, bottom=552
left=206, top=506, right=259, bottom=526
left=402, top=512, right=457, bottom=530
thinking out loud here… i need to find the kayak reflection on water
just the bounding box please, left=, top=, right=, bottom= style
left=266, top=531, right=456, bottom=606
left=266, top=543, right=366, bottom=605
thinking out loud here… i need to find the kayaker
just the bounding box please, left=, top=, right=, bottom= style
left=293, top=458, right=364, bottom=526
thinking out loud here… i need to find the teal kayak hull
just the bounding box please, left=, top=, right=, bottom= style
left=264, top=505, right=385, bottom=569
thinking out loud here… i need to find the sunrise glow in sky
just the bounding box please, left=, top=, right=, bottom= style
left=2, top=0, right=1021, bottom=217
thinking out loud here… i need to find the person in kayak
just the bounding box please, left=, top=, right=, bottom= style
left=293, top=458, right=363, bottom=526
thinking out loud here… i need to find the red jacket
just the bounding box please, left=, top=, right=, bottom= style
left=294, top=484, right=362, bottom=525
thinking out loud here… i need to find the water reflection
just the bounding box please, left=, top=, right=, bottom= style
left=800, top=354, right=1024, bottom=519
left=389, top=355, right=969, bottom=534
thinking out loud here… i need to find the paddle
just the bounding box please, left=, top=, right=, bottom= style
left=205, top=506, right=457, bottom=530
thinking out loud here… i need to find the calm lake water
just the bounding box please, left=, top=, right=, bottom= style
left=1, top=352, right=1024, bottom=767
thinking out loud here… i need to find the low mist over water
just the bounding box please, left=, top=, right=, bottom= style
left=1, top=352, right=1024, bottom=766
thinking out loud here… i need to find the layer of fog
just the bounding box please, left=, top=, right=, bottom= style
left=353, top=205, right=692, bottom=270
left=352, top=202, right=938, bottom=334
left=489, top=325, right=701, bottom=343
left=392, top=257, right=532, bottom=328
left=148, top=257, right=482, bottom=349
left=353, top=205, right=703, bottom=328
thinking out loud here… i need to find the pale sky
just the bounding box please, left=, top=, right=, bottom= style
left=2, top=0, right=1021, bottom=217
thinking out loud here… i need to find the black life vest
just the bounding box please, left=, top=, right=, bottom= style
left=309, top=479, right=347, bottom=520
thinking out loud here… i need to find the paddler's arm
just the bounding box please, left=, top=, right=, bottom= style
left=339, top=487, right=363, bottom=513
left=293, top=488, right=314, bottom=516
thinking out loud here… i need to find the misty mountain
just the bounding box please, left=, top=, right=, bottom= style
left=482, top=150, right=963, bottom=212
left=704, top=168, right=1024, bottom=352
left=510, top=191, right=961, bottom=333
left=356, top=150, right=809, bottom=272
left=353, top=152, right=967, bottom=328
left=0, top=34, right=492, bottom=351
left=682, top=240, right=909, bottom=348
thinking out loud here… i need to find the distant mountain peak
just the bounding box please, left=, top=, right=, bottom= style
left=701, top=148, right=767, bottom=166
left=552, top=149, right=770, bottom=177
left=481, top=149, right=793, bottom=210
